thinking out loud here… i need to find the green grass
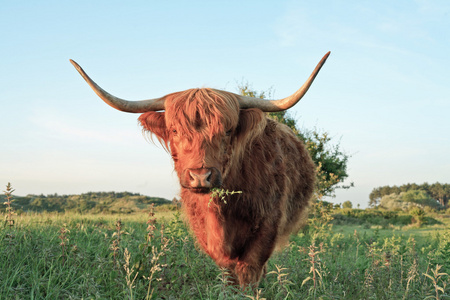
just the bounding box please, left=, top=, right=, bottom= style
left=1, top=210, right=449, bottom=299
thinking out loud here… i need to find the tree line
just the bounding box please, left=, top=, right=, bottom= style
left=369, top=182, right=450, bottom=208
left=0, top=191, right=171, bottom=214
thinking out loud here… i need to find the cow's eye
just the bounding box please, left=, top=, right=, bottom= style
left=172, top=129, right=177, bottom=135
left=225, top=130, right=232, bottom=136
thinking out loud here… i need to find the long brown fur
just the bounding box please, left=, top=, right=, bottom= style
left=138, top=88, right=315, bottom=287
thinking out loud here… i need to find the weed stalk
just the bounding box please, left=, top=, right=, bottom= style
left=423, top=264, right=448, bottom=300
left=110, top=219, right=123, bottom=269
left=302, top=241, right=324, bottom=298
left=3, top=182, right=15, bottom=229
left=124, top=248, right=139, bottom=300
left=59, top=223, right=70, bottom=263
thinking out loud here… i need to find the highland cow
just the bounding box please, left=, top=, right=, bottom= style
left=70, top=52, right=330, bottom=286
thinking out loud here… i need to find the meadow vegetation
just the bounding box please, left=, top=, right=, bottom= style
left=2, top=185, right=449, bottom=299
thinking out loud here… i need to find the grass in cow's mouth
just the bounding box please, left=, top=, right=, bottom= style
left=209, top=188, right=242, bottom=207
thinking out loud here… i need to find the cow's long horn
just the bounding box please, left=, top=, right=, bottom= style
left=238, top=52, right=330, bottom=112
left=70, top=60, right=165, bottom=113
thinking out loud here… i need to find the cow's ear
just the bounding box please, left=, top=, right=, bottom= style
left=235, top=109, right=267, bottom=144
left=138, top=112, right=169, bottom=145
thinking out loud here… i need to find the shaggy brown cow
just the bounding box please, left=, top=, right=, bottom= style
left=70, top=52, right=330, bottom=287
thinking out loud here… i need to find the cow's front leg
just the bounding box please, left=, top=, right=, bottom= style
left=234, top=261, right=266, bottom=287
left=234, top=221, right=278, bottom=287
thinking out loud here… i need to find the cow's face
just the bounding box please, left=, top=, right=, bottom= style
left=139, top=89, right=266, bottom=193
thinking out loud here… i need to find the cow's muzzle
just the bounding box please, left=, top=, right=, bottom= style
left=181, top=167, right=222, bottom=193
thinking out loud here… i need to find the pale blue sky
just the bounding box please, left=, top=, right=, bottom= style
left=1, top=1, right=449, bottom=207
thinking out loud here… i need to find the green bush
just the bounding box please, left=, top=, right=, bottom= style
left=342, top=200, right=353, bottom=209
left=409, top=207, right=425, bottom=225
left=380, top=190, right=442, bottom=211
left=155, top=204, right=179, bottom=212
left=332, top=209, right=413, bottom=226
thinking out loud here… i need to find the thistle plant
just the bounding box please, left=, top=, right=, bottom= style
left=423, top=264, right=448, bottom=300
left=144, top=204, right=156, bottom=249
left=3, top=182, right=15, bottom=229
left=3, top=182, right=16, bottom=247
left=308, top=200, right=334, bottom=243
left=110, top=219, right=123, bottom=269
left=267, top=264, right=292, bottom=297
left=245, top=289, right=266, bottom=300
left=115, top=219, right=123, bottom=242
left=302, top=242, right=325, bottom=297
left=213, top=267, right=238, bottom=297
left=59, top=223, right=70, bottom=263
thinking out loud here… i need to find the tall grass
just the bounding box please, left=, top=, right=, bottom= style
left=0, top=205, right=449, bottom=298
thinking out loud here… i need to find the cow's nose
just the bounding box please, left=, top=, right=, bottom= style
left=189, top=169, right=212, bottom=188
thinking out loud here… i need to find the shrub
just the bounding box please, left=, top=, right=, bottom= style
left=342, top=200, right=353, bottom=209
left=380, top=190, right=442, bottom=211
left=409, top=207, right=425, bottom=226
left=331, top=209, right=414, bottom=226
left=155, top=204, right=178, bottom=212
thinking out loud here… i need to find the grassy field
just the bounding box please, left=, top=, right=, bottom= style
left=1, top=208, right=449, bottom=299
